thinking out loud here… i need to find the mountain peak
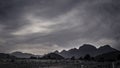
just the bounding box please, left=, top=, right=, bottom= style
left=79, top=44, right=97, bottom=50
left=104, top=45, right=111, bottom=47
left=99, top=45, right=111, bottom=48
left=41, top=53, right=64, bottom=59
left=53, top=50, right=59, bottom=54
left=69, top=48, right=77, bottom=51
left=97, top=45, right=118, bottom=55
left=11, top=51, right=34, bottom=58
left=98, top=45, right=113, bottom=50
left=61, top=50, right=67, bottom=53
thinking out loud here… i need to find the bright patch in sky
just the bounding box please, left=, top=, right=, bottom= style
left=12, top=15, right=55, bottom=35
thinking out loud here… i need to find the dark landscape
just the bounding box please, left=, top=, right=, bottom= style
left=0, top=44, right=120, bottom=68
left=0, top=0, right=120, bottom=68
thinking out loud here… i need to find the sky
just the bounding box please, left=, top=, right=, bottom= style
left=0, top=0, right=120, bottom=55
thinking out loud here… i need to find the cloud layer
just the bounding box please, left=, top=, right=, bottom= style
left=0, top=0, right=120, bottom=55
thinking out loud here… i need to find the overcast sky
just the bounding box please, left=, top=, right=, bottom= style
left=0, top=0, right=120, bottom=55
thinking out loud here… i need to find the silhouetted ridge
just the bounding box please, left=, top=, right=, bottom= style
left=97, top=45, right=118, bottom=55
left=0, top=53, right=16, bottom=59
left=79, top=44, right=97, bottom=51
left=98, top=45, right=111, bottom=49
left=54, top=50, right=59, bottom=54
left=56, top=44, right=119, bottom=58
left=11, top=51, right=34, bottom=58
left=41, top=53, right=64, bottom=59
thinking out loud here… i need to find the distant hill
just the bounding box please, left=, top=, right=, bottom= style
left=97, top=45, right=117, bottom=55
left=11, top=51, right=34, bottom=58
left=54, top=44, right=118, bottom=58
left=95, top=51, right=120, bottom=62
left=41, top=53, right=64, bottom=59
left=0, top=53, right=16, bottom=59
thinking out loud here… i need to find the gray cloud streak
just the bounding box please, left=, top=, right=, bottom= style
left=0, top=0, right=120, bottom=54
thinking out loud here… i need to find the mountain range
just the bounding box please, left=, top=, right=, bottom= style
left=41, top=53, right=64, bottom=59
left=11, top=51, right=41, bottom=58
left=9, top=44, right=119, bottom=59
left=0, top=45, right=120, bottom=62
left=54, top=44, right=118, bottom=58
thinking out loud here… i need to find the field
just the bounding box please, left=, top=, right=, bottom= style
left=0, top=59, right=120, bottom=68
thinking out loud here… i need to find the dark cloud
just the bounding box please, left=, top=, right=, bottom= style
left=0, top=0, right=120, bottom=54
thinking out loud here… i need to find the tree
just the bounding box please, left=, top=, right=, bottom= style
left=91, top=57, right=95, bottom=61
left=11, top=59, right=15, bottom=62
left=98, top=57, right=105, bottom=62
left=71, top=56, right=75, bottom=60
left=117, top=54, right=120, bottom=60
left=84, top=54, right=91, bottom=61
left=79, top=57, right=83, bottom=60
left=30, top=56, right=37, bottom=59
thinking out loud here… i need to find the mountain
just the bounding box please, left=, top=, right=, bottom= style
left=41, top=53, right=64, bottom=59
left=0, top=53, right=16, bottom=59
left=78, top=44, right=97, bottom=57
left=59, top=44, right=97, bottom=58
left=95, top=51, right=120, bottom=62
left=11, top=51, right=34, bottom=58
left=97, top=45, right=117, bottom=55
left=55, top=44, right=118, bottom=58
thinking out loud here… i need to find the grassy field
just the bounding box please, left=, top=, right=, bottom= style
left=0, top=59, right=120, bottom=68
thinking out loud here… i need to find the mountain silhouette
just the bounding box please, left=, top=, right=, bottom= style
left=55, top=44, right=118, bottom=58
left=11, top=51, right=34, bottom=58
left=97, top=45, right=117, bottom=55
left=41, top=53, right=64, bottom=59
left=0, top=53, right=16, bottom=59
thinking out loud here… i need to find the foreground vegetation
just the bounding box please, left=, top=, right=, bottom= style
left=0, top=59, right=120, bottom=68
left=0, top=51, right=120, bottom=68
